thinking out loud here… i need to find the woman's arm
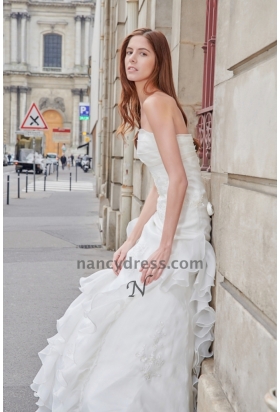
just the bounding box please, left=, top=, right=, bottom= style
left=112, top=183, right=158, bottom=275
left=127, top=183, right=158, bottom=244
left=139, top=95, right=188, bottom=284
left=144, top=96, right=188, bottom=246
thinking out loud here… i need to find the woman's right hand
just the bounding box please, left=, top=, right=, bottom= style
left=112, top=239, right=135, bottom=275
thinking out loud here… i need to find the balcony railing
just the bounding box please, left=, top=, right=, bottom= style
left=196, top=106, right=213, bottom=172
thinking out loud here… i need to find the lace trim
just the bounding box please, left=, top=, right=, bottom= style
left=135, top=322, right=166, bottom=380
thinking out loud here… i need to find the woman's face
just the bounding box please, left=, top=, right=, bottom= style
left=125, top=35, right=156, bottom=83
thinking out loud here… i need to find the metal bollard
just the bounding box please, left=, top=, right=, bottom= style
left=7, top=175, right=10, bottom=205
left=70, top=172, right=72, bottom=191
left=49, top=163, right=51, bottom=175
left=26, top=171, right=28, bottom=193
left=44, top=174, right=46, bottom=191
left=17, top=171, right=20, bottom=198
left=56, top=162, right=59, bottom=181
left=76, top=163, right=77, bottom=182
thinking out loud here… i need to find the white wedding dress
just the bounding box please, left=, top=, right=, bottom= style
left=31, top=129, right=216, bottom=412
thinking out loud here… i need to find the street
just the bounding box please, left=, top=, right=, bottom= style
left=3, top=166, right=112, bottom=411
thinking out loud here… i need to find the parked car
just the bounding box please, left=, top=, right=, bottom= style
left=46, top=153, right=58, bottom=164
left=3, top=156, right=8, bottom=166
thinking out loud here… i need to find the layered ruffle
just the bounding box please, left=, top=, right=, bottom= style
left=31, top=214, right=215, bottom=411
left=127, top=217, right=216, bottom=411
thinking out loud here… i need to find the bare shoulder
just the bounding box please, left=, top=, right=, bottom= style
left=142, top=92, right=177, bottom=114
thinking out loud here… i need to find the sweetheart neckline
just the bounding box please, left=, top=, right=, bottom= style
left=139, top=128, right=192, bottom=137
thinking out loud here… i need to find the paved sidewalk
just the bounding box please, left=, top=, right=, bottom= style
left=3, top=170, right=112, bottom=411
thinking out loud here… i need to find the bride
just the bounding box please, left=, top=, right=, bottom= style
left=31, top=28, right=216, bottom=412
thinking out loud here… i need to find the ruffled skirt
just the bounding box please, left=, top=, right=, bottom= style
left=30, top=213, right=215, bottom=412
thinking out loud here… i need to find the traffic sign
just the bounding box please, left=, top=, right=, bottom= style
left=79, top=102, right=90, bottom=120
left=20, top=103, right=48, bottom=130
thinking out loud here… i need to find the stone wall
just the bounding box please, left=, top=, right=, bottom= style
left=197, top=0, right=277, bottom=411
left=90, top=1, right=277, bottom=411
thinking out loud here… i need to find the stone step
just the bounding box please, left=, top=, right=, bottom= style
left=198, top=359, right=234, bottom=412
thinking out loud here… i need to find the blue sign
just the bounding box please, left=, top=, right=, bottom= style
left=79, top=103, right=90, bottom=120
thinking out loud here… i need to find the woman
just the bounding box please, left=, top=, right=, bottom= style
left=31, top=28, right=216, bottom=412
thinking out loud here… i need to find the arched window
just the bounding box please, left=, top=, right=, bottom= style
left=43, top=34, right=62, bottom=71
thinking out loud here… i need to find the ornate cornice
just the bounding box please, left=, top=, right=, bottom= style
left=19, top=86, right=30, bottom=92
left=74, top=14, right=94, bottom=21
left=5, top=85, right=32, bottom=93
left=71, top=88, right=88, bottom=95
left=4, top=70, right=89, bottom=79
left=7, top=1, right=95, bottom=9
left=71, top=88, right=81, bottom=95
left=9, top=12, right=30, bottom=19
left=37, top=20, right=68, bottom=26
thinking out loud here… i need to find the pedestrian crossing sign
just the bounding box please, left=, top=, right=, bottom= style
left=20, top=102, right=48, bottom=130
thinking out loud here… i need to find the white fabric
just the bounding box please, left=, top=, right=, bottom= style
left=31, top=130, right=216, bottom=411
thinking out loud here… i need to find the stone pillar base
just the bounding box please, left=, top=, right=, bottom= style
left=100, top=206, right=118, bottom=251
left=105, top=208, right=117, bottom=251
left=197, top=359, right=234, bottom=412
left=115, top=211, right=121, bottom=251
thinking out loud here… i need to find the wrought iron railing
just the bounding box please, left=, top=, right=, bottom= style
left=196, top=106, right=213, bottom=172
left=196, top=0, right=218, bottom=172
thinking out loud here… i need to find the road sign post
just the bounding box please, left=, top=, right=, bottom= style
left=33, top=137, right=36, bottom=191
left=19, top=102, right=49, bottom=192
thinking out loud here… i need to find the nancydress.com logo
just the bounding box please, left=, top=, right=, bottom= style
left=77, top=257, right=203, bottom=271
left=77, top=258, right=204, bottom=297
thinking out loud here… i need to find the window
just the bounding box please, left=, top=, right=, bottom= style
left=43, top=34, right=62, bottom=71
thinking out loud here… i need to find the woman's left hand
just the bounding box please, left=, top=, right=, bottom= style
left=139, top=245, right=172, bottom=285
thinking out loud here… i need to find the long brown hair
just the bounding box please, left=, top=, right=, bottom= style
left=116, top=28, right=199, bottom=150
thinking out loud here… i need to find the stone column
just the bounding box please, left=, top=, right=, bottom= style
left=19, top=87, right=28, bottom=125
left=20, top=13, right=28, bottom=64
left=74, top=16, right=82, bottom=66
left=126, top=0, right=138, bottom=35
left=10, top=13, right=18, bottom=63
left=3, top=87, right=11, bottom=151
left=84, top=16, right=91, bottom=66
left=119, top=0, right=139, bottom=245
left=71, top=88, right=80, bottom=147
left=10, top=86, right=18, bottom=145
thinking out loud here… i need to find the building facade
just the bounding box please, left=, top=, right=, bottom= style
left=198, top=0, right=277, bottom=411
left=3, top=0, right=95, bottom=157
left=89, top=0, right=276, bottom=411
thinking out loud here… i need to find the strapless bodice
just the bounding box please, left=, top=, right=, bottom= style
left=136, top=129, right=211, bottom=240
left=137, top=129, right=197, bottom=168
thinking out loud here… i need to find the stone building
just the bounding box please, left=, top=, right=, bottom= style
left=89, top=0, right=276, bottom=411
left=3, top=0, right=95, bottom=157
